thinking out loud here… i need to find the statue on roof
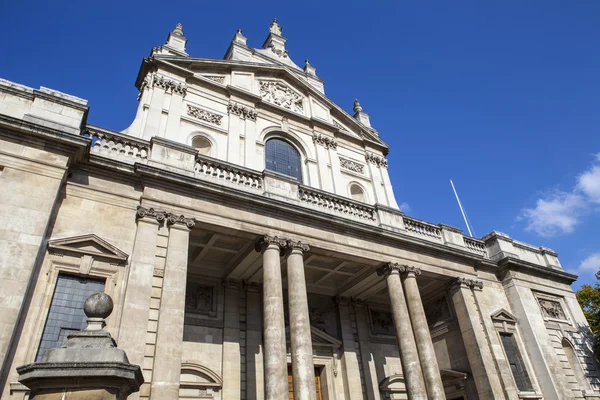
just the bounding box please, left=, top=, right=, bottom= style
left=270, top=18, right=282, bottom=36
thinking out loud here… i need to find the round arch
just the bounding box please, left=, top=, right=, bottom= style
left=188, top=132, right=216, bottom=157
left=259, top=127, right=314, bottom=161
left=348, top=181, right=369, bottom=203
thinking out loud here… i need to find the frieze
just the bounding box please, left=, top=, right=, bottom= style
left=203, top=75, right=225, bottom=84
left=312, top=133, right=338, bottom=150
left=186, top=104, right=223, bottom=126
left=150, top=74, right=187, bottom=96
left=538, top=298, right=567, bottom=320
left=228, top=102, right=257, bottom=121
left=339, top=157, right=364, bottom=174
left=259, top=81, right=303, bottom=113
left=365, top=152, right=388, bottom=169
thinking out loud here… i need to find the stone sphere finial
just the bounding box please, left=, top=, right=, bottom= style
left=84, top=292, right=114, bottom=319
left=353, top=99, right=363, bottom=113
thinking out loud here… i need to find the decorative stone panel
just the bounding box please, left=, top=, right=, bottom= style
left=259, top=80, right=303, bottom=113
left=339, top=157, right=364, bottom=174
left=185, top=283, right=217, bottom=317
left=368, top=307, right=395, bottom=336
left=535, top=295, right=568, bottom=321
left=186, top=104, right=223, bottom=126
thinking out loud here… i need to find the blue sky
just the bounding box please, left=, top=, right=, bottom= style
left=2, top=1, right=599, bottom=288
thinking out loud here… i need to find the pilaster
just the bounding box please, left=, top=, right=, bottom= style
left=227, top=105, right=242, bottom=164
left=313, top=133, right=336, bottom=192
left=365, top=152, right=388, bottom=206
left=449, top=277, right=505, bottom=399
left=245, top=282, right=264, bottom=400
left=352, top=300, right=379, bottom=400
left=222, top=279, right=242, bottom=399
left=336, top=297, right=364, bottom=400
left=150, top=213, right=194, bottom=399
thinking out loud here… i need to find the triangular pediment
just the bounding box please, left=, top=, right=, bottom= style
left=284, top=325, right=342, bottom=349
left=48, top=234, right=128, bottom=263
left=491, top=308, right=518, bottom=324
left=147, top=56, right=388, bottom=150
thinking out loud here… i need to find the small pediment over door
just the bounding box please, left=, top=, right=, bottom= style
left=48, top=234, right=129, bottom=264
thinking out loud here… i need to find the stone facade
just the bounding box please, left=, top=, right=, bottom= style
left=0, top=20, right=599, bottom=400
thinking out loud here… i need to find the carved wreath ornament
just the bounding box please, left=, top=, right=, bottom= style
left=259, top=81, right=304, bottom=113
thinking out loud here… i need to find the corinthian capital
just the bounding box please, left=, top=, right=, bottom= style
left=285, top=240, right=310, bottom=254
left=255, top=235, right=287, bottom=253
left=449, top=277, right=484, bottom=291
left=167, top=213, right=195, bottom=229
left=400, top=265, right=422, bottom=277
left=377, top=262, right=403, bottom=277
left=136, top=206, right=167, bottom=223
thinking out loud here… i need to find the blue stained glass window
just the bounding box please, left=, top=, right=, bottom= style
left=265, top=138, right=302, bottom=181
left=35, top=274, right=105, bottom=361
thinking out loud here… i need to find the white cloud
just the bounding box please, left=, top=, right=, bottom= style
left=521, top=191, right=586, bottom=237
left=577, top=162, right=600, bottom=204
left=520, top=153, right=600, bottom=237
left=579, top=253, right=600, bottom=273
left=398, top=202, right=411, bottom=213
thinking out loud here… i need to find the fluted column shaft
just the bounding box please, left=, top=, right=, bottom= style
left=402, top=267, right=446, bottom=400
left=378, top=263, right=427, bottom=400
left=256, top=236, right=288, bottom=400
left=286, top=241, right=316, bottom=400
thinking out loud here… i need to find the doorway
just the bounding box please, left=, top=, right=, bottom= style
left=288, top=366, right=323, bottom=400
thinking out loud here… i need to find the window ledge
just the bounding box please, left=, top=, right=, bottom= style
left=518, top=391, right=543, bottom=399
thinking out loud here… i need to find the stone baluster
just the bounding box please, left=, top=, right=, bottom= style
left=401, top=265, right=446, bottom=399
left=285, top=240, right=316, bottom=400
left=255, top=236, right=288, bottom=400
left=377, top=263, right=427, bottom=400
left=151, top=213, right=195, bottom=398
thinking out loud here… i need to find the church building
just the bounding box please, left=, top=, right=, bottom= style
left=0, top=19, right=599, bottom=400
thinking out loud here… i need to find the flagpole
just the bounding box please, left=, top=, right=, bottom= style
left=450, top=179, right=473, bottom=237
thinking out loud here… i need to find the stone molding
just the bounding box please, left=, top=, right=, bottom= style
left=449, top=277, right=484, bottom=291
left=312, top=133, right=338, bottom=150
left=377, top=262, right=422, bottom=277
left=227, top=102, right=257, bottom=121
left=136, top=206, right=195, bottom=228
left=365, top=152, right=388, bottom=169
left=203, top=75, right=225, bottom=84
left=145, top=74, right=187, bottom=96
left=339, top=157, right=364, bottom=174
left=186, top=104, right=223, bottom=126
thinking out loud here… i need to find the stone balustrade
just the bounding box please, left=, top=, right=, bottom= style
left=403, top=217, right=443, bottom=241
left=463, top=236, right=487, bottom=256
left=195, top=155, right=263, bottom=191
left=84, top=126, right=149, bottom=163
left=298, top=185, right=377, bottom=222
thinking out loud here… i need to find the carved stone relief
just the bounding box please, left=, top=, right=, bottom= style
left=538, top=298, right=567, bottom=320
left=369, top=307, right=395, bottom=336
left=365, top=152, right=388, bottom=169
left=185, top=283, right=215, bottom=316
left=259, top=81, right=303, bottom=113
left=227, top=102, right=257, bottom=121
left=307, top=294, right=339, bottom=337
left=312, top=133, right=337, bottom=150
left=425, top=296, right=451, bottom=329
left=339, top=157, right=364, bottom=174
left=144, top=74, right=187, bottom=96
left=186, top=104, right=223, bottom=126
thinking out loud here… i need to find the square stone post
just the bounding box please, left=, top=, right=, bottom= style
left=377, top=263, right=427, bottom=400
left=150, top=214, right=194, bottom=399
left=449, top=277, right=505, bottom=399
left=401, top=266, right=446, bottom=399
left=336, top=297, right=364, bottom=400
left=222, top=279, right=242, bottom=399
left=255, top=236, right=288, bottom=400
left=285, top=240, right=316, bottom=400
left=117, top=207, right=163, bottom=400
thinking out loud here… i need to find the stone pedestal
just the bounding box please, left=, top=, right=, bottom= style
left=17, top=293, right=143, bottom=400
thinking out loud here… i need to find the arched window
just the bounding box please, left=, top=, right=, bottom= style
left=265, top=138, right=302, bottom=181
left=350, top=184, right=366, bottom=202
left=192, top=136, right=212, bottom=156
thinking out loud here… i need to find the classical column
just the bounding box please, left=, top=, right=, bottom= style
left=401, top=266, right=446, bottom=400
left=285, top=240, right=316, bottom=400
left=377, top=263, right=427, bottom=400
left=449, top=277, right=504, bottom=399
left=255, top=236, right=288, bottom=400
left=151, top=213, right=194, bottom=399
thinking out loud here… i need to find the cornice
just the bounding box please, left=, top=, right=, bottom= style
left=497, top=256, right=577, bottom=284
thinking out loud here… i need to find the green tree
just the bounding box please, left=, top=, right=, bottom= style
left=576, top=282, right=600, bottom=360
